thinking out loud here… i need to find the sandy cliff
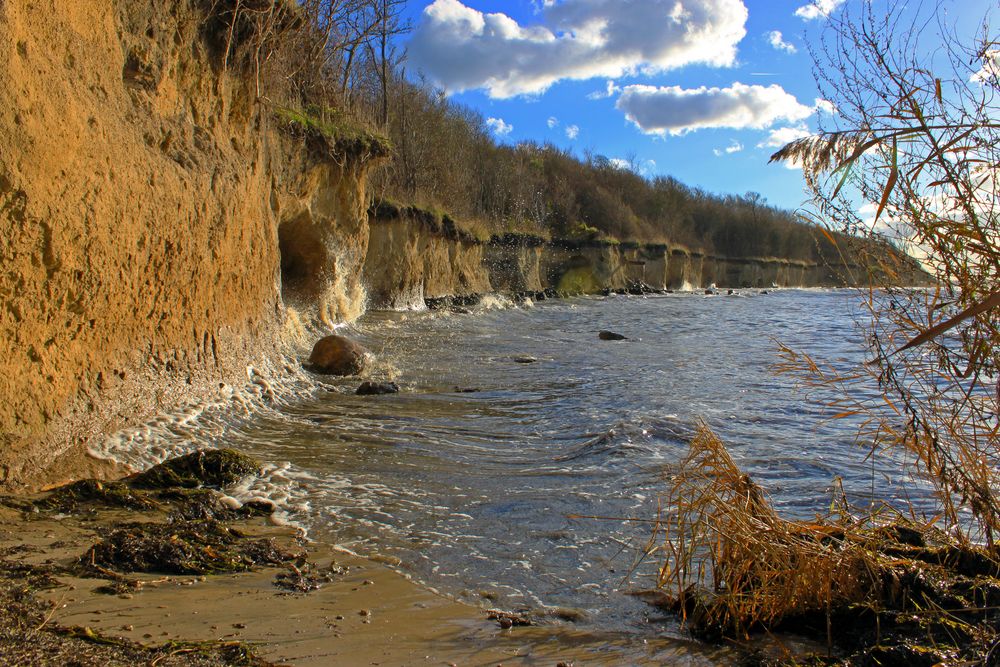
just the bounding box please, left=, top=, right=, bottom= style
left=0, top=0, right=377, bottom=488
left=363, top=212, right=919, bottom=309
left=363, top=205, right=491, bottom=309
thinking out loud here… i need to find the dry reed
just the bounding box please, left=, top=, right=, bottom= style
left=657, top=424, right=880, bottom=638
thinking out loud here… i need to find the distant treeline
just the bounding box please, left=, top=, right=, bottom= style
left=240, top=0, right=861, bottom=263
left=371, top=79, right=842, bottom=262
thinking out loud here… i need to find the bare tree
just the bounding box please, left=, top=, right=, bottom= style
left=772, top=1, right=1000, bottom=543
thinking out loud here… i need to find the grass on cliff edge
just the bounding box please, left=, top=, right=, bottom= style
left=275, top=104, right=391, bottom=161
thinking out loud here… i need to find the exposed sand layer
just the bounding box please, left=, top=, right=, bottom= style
left=0, top=506, right=723, bottom=666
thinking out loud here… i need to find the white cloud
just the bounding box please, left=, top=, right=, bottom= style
left=609, top=158, right=631, bottom=170
left=766, top=30, right=796, bottom=54
left=408, top=0, right=749, bottom=98
left=547, top=116, right=560, bottom=128
left=972, top=50, right=1000, bottom=84
left=587, top=80, right=622, bottom=100
left=565, top=124, right=580, bottom=139
left=814, top=98, right=836, bottom=114
left=713, top=140, right=744, bottom=156
left=794, top=0, right=845, bottom=21
left=757, top=124, right=811, bottom=148
left=486, top=117, right=514, bottom=136
left=616, top=82, right=814, bottom=136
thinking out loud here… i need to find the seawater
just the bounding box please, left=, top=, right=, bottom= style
left=92, top=290, right=934, bottom=649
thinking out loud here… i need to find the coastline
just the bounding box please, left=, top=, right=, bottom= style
left=0, top=498, right=716, bottom=666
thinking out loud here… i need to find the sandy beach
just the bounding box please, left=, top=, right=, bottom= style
left=0, top=500, right=715, bottom=667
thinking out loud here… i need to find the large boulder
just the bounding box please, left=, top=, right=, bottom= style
left=309, top=335, right=369, bottom=376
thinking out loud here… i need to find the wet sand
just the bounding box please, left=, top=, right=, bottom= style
left=0, top=506, right=724, bottom=666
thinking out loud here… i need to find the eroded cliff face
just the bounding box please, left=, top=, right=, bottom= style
left=0, top=0, right=373, bottom=488
left=364, top=210, right=491, bottom=309
left=362, top=214, right=928, bottom=310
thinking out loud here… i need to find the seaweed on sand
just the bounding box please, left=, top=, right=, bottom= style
left=0, top=558, right=275, bottom=666
left=36, top=479, right=161, bottom=513
left=652, top=424, right=1000, bottom=666
left=81, top=520, right=297, bottom=576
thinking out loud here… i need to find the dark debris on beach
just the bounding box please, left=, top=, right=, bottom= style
left=0, top=449, right=309, bottom=667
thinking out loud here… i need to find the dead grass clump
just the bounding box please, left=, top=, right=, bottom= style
left=654, top=425, right=1000, bottom=664
left=658, top=424, right=878, bottom=639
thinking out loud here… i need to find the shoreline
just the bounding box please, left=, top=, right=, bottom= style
left=0, top=455, right=719, bottom=667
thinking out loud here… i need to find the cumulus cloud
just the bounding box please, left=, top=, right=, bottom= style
left=766, top=30, right=796, bottom=53
left=616, top=82, right=814, bottom=136
left=408, top=0, right=749, bottom=98
left=757, top=124, right=811, bottom=148
left=972, top=50, right=1000, bottom=84
left=565, top=124, right=580, bottom=139
left=794, top=0, right=845, bottom=21
left=609, top=158, right=632, bottom=170
left=814, top=98, right=837, bottom=114
left=547, top=116, right=560, bottom=128
left=486, top=117, right=514, bottom=136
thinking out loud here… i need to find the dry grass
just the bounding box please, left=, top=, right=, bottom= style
left=656, top=424, right=880, bottom=638
left=652, top=424, right=1000, bottom=666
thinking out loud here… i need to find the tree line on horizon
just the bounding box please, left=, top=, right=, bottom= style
left=224, top=0, right=874, bottom=264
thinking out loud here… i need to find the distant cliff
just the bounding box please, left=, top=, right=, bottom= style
left=363, top=205, right=931, bottom=309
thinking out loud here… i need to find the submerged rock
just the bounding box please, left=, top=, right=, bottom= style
left=356, top=381, right=400, bottom=396
left=309, top=335, right=369, bottom=376
left=598, top=330, right=628, bottom=341
left=512, top=355, right=538, bottom=364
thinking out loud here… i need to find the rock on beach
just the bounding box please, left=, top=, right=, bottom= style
left=309, top=335, right=369, bottom=376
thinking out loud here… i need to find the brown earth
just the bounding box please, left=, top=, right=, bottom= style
left=0, top=505, right=728, bottom=666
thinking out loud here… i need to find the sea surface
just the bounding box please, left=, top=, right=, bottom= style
left=95, top=289, right=935, bottom=658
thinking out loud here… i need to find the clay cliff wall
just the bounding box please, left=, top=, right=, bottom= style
left=362, top=215, right=907, bottom=309
left=363, top=209, right=491, bottom=309
left=0, top=0, right=376, bottom=488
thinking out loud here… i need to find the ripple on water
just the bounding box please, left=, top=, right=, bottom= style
left=98, top=290, right=936, bottom=645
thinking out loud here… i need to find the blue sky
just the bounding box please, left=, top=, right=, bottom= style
left=400, top=0, right=993, bottom=212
